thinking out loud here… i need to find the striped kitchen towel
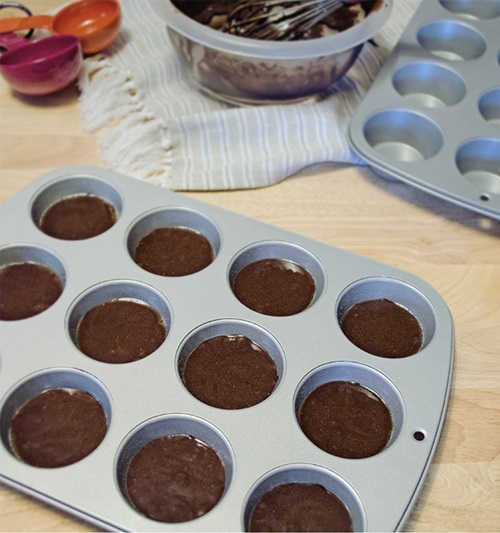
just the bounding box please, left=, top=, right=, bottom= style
left=78, top=0, right=421, bottom=190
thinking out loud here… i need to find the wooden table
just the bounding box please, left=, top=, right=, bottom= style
left=1, top=1, right=499, bottom=531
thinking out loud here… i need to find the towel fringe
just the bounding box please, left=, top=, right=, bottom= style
left=78, top=55, right=174, bottom=188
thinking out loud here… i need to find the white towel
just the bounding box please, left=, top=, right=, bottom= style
left=78, top=0, right=421, bottom=190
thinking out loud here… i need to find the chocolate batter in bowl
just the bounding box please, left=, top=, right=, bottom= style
left=152, top=0, right=393, bottom=104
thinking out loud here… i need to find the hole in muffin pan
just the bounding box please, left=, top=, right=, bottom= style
left=479, top=87, right=500, bottom=126
left=115, top=414, right=234, bottom=523
left=0, top=368, right=111, bottom=467
left=413, top=430, right=426, bottom=442
left=66, top=280, right=172, bottom=364
left=417, top=20, right=486, bottom=61
left=392, top=62, right=466, bottom=108
left=242, top=464, right=365, bottom=532
left=229, top=241, right=326, bottom=317
left=439, top=0, right=500, bottom=20
left=362, top=110, right=444, bottom=163
left=127, top=207, right=221, bottom=277
left=177, top=319, right=285, bottom=409
left=294, top=362, right=405, bottom=459
left=31, top=176, right=122, bottom=240
left=0, top=244, right=66, bottom=321
left=336, top=277, right=436, bottom=356
left=456, top=138, right=500, bottom=195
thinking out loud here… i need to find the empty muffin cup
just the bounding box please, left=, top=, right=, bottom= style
left=31, top=175, right=122, bottom=240
left=115, top=414, right=233, bottom=523
left=178, top=319, right=284, bottom=409
left=478, top=87, right=500, bottom=125
left=362, top=109, right=444, bottom=163
left=243, top=464, right=364, bottom=532
left=439, top=0, right=500, bottom=20
left=295, top=362, right=405, bottom=459
left=392, top=61, right=466, bottom=108
left=0, top=368, right=110, bottom=468
left=0, top=244, right=65, bottom=320
left=127, top=207, right=221, bottom=277
left=229, top=241, right=325, bottom=317
left=456, top=138, right=500, bottom=196
left=416, top=20, right=486, bottom=61
left=67, top=280, right=171, bottom=363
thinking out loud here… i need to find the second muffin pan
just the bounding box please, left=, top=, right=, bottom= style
left=349, top=0, right=500, bottom=219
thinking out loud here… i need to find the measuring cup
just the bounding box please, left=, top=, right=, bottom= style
left=0, top=32, right=82, bottom=94
left=0, top=0, right=121, bottom=54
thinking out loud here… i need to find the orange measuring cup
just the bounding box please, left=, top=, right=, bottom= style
left=0, top=0, right=121, bottom=54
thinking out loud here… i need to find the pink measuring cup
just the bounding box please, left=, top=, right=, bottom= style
left=0, top=31, right=82, bottom=95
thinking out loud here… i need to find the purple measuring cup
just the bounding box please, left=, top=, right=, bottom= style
left=0, top=3, right=82, bottom=95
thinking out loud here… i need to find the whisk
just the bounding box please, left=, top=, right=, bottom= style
left=223, top=0, right=365, bottom=41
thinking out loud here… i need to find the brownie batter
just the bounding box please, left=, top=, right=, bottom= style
left=341, top=298, right=423, bottom=358
left=183, top=335, right=278, bottom=409
left=77, top=299, right=166, bottom=363
left=232, top=258, right=315, bottom=316
left=172, top=0, right=375, bottom=40
left=126, top=434, right=225, bottom=523
left=40, top=194, right=117, bottom=240
left=0, top=262, right=63, bottom=321
left=10, top=388, right=107, bottom=468
left=134, top=227, right=214, bottom=277
left=249, top=482, right=353, bottom=532
left=299, top=380, right=393, bottom=459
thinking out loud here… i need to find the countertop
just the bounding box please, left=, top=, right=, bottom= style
left=0, top=1, right=499, bottom=531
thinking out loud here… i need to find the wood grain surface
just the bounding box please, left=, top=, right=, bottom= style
left=0, top=1, right=499, bottom=531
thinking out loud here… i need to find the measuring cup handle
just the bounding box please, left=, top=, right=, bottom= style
left=0, top=2, right=33, bottom=41
left=0, top=31, right=27, bottom=52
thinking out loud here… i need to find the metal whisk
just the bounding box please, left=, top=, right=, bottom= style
left=223, top=0, right=363, bottom=41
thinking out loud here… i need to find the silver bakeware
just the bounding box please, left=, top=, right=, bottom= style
left=349, top=0, right=500, bottom=219
left=0, top=166, right=454, bottom=531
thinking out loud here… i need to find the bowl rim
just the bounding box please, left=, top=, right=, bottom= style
left=154, top=0, right=393, bottom=59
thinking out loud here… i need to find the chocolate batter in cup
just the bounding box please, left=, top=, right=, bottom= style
left=77, top=299, right=166, bottom=363
left=341, top=298, right=423, bottom=358
left=40, top=194, right=117, bottom=240
left=0, top=262, right=63, bottom=320
left=183, top=335, right=278, bottom=409
left=134, top=226, right=214, bottom=277
left=299, top=380, right=393, bottom=459
left=9, top=388, right=107, bottom=468
left=232, top=258, right=315, bottom=316
left=249, top=482, right=353, bottom=532
left=126, top=434, right=225, bottom=523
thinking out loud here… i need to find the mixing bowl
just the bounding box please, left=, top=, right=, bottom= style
left=153, top=0, right=393, bottom=105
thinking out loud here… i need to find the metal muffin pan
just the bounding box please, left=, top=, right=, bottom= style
left=0, top=166, right=454, bottom=531
left=349, top=0, right=500, bottom=220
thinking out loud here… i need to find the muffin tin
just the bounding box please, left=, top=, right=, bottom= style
left=349, top=0, right=500, bottom=220
left=0, top=166, right=454, bottom=531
